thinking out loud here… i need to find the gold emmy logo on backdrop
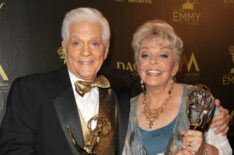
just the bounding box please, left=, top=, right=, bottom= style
left=178, top=52, right=200, bottom=72
left=116, top=61, right=137, bottom=72
left=0, top=0, right=5, bottom=10
left=173, top=0, right=200, bottom=24
left=177, top=52, right=200, bottom=83
left=116, top=61, right=138, bottom=76
left=0, top=65, right=9, bottom=91
left=0, top=65, right=8, bottom=81
left=182, top=0, right=197, bottom=10
left=222, top=45, right=234, bottom=85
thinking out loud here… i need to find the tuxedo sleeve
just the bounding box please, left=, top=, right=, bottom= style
left=0, top=78, right=39, bottom=155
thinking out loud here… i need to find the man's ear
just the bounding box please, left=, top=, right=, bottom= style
left=104, top=43, right=109, bottom=59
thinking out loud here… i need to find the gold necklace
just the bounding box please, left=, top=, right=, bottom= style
left=142, top=83, right=174, bottom=129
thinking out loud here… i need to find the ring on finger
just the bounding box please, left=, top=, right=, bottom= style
left=188, top=142, right=192, bottom=147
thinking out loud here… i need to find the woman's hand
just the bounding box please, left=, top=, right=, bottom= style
left=178, top=130, right=219, bottom=155
left=180, top=130, right=205, bottom=155
left=211, top=99, right=230, bottom=135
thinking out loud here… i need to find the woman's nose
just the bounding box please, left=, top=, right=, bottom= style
left=149, top=56, right=158, bottom=64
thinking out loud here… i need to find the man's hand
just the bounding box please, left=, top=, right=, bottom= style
left=210, top=99, right=230, bottom=135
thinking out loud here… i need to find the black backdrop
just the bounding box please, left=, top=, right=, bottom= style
left=0, top=0, right=233, bottom=148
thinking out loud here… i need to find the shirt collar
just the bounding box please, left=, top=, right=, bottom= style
left=68, top=70, right=98, bottom=98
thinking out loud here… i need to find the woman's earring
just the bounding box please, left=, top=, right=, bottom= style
left=172, top=76, right=176, bottom=82
left=57, top=46, right=66, bottom=64
left=140, top=80, right=146, bottom=94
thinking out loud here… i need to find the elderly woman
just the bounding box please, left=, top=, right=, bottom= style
left=123, top=20, right=232, bottom=155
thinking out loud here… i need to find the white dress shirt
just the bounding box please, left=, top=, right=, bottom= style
left=68, top=71, right=99, bottom=127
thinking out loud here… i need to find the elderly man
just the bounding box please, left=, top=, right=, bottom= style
left=0, top=7, right=133, bottom=155
left=0, top=7, right=230, bottom=155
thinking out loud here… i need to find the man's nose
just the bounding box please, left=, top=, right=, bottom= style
left=81, top=43, right=91, bottom=56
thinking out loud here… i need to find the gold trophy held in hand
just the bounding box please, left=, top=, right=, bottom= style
left=186, top=84, right=216, bottom=132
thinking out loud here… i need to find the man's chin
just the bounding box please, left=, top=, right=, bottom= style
left=80, top=74, right=97, bottom=81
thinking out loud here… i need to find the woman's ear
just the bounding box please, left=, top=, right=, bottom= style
left=172, top=62, right=179, bottom=77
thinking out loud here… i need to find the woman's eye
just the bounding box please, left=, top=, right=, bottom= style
left=159, top=53, right=168, bottom=58
left=141, top=53, right=149, bottom=59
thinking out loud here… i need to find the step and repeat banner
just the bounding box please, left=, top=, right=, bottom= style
left=0, top=0, right=233, bottom=145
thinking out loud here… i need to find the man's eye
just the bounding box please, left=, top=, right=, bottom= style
left=91, top=42, right=99, bottom=47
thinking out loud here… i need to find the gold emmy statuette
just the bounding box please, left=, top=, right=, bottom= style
left=186, top=84, right=216, bottom=132
left=67, top=115, right=111, bottom=155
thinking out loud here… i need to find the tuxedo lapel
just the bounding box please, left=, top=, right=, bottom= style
left=98, top=88, right=117, bottom=120
left=98, top=73, right=131, bottom=155
left=53, top=87, right=83, bottom=155
left=98, top=88, right=117, bottom=155
left=114, top=88, right=131, bottom=155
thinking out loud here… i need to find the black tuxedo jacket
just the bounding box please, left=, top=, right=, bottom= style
left=0, top=67, right=139, bottom=155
